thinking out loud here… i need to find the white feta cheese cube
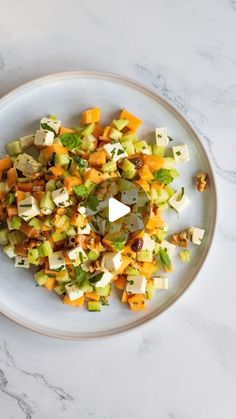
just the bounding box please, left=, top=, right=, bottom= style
left=189, top=226, right=205, bottom=245
left=48, top=251, right=66, bottom=271
left=34, top=129, right=54, bottom=147
left=14, top=153, right=42, bottom=176
left=153, top=277, right=169, bottom=289
left=126, top=275, right=147, bottom=294
left=155, top=127, right=169, bottom=147
left=20, top=135, right=35, bottom=150
left=108, top=220, right=123, bottom=234
left=121, top=189, right=138, bottom=205
left=101, top=252, right=123, bottom=272
left=77, top=222, right=91, bottom=235
left=18, top=195, right=40, bottom=221
left=65, top=283, right=84, bottom=301
left=15, top=256, right=29, bottom=268
left=66, top=246, right=87, bottom=266
left=104, top=142, right=128, bottom=162
left=3, top=244, right=16, bottom=259
left=93, top=216, right=107, bottom=235
left=78, top=205, right=97, bottom=216
left=52, top=187, right=71, bottom=208
left=40, top=116, right=61, bottom=135
left=124, top=213, right=144, bottom=232
left=172, top=144, right=190, bottom=163
left=142, top=233, right=155, bottom=251
left=160, top=240, right=176, bottom=258
left=169, top=189, right=190, bottom=213
left=94, top=271, right=113, bottom=288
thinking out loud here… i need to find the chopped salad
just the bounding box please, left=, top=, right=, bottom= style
left=0, top=108, right=206, bottom=312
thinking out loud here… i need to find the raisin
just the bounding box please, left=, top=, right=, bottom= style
left=131, top=238, right=144, bottom=252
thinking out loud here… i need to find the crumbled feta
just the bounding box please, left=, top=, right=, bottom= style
left=48, top=251, right=66, bottom=271
left=18, top=195, right=40, bottom=221
left=65, top=283, right=84, bottom=301
left=124, top=213, right=144, bottom=232
left=104, top=142, right=128, bottom=162
left=169, top=189, right=190, bottom=213
left=153, top=277, right=169, bottom=289
left=15, top=256, right=29, bottom=268
left=77, top=222, right=91, bottom=235
left=52, top=187, right=71, bottom=208
left=94, top=271, right=113, bottom=288
left=34, top=129, right=54, bottom=147
left=14, top=153, right=42, bottom=176
left=189, top=226, right=205, bottom=245
left=155, top=128, right=169, bottom=147
left=66, top=246, right=87, bottom=266
left=126, top=275, right=147, bottom=294
left=40, top=116, right=61, bottom=135
left=142, top=233, right=155, bottom=251
left=101, top=252, right=123, bottom=272
left=172, top=144, right=190, bottom=163
left=93, top=216, right=107, bottom=235
left=160, top=240, right=176, bottom=258
left=121, top=189, right=138, bottom=205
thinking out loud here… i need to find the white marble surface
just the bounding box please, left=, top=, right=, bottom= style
left=0, top=0, right=235, bottom=417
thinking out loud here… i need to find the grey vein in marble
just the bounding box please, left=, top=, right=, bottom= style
left=135, top=64, right=236, bottom=184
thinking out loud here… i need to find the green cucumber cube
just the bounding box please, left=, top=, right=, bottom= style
left=6, top=140, right=22, bottom=156
left=88, top=301, right=101, bottom=312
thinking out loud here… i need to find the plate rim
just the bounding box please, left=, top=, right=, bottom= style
left=0, top=71, right=218, bottom=340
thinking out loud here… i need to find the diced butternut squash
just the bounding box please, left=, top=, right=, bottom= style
left=83, top=168, right=104, bottom=184
left=121, top=291, right=129, bottom=303
left=63, top=294, right=85, bottom=307
left=0, top=156, right=12, bottom=171
left=43, top=144, right=68, bottom=161
left=7, top=206, right=18, bottom=219
left=93, top=124, right=103, bottom=139
left=88, top=150, right=106, bottom=167
left=143, top=155, right=164, bottom=171
left=114, top=275, right=127, bottom=290
left=141, top=262, right=156, bottom=277
left=81, top=108, right=100, bottom=124
left=120, top=109, right=142, bottom=131
left=59, top=126, right=76, bottom=135
left=135, top=179, right=150, bottom=192
left=85, top=292, right=100, bottom=301
left=7, top=167, right=17, bottom=189
left=116, top=256, right=132, bottom=274
left=146, top=216, right=164, bottom=230
left=20, top=221, right=38, bottom=238
left=64, top=176, right=82, bottom=193
left=128, top=294, right=146, bottom=311
left=99, top=126, right=111, bottom=142
left=44, top=277, right=57, bottom=291
left=70, top=213, right=86, bottom=227
left=138, top=164, right=154, bottom=181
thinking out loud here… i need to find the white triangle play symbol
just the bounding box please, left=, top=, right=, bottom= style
left=108, top=197, right=130, bottom=222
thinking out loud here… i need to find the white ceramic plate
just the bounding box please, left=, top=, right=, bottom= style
left=0, top=72, right=217, bottom=339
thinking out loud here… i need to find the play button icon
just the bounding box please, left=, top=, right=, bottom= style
left=108, top=197, right=130, bottom=222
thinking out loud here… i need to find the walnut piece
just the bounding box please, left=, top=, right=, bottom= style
left=171, top=231, right=189, bottom=248
left=196, top=172, right=208, bottom=192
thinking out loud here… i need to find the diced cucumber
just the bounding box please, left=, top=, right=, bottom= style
left=54, top=285, right=65, bottom=295
left=6, top=140, right=22, bottom=156
left=38, top=151, right=47, bottom=165
left=137, top=250, right=153, bottom=262
left=80, top=123, right=95, bottom=137
left=81, top=134, right=97, bottom=151
left=40, top=191, right=55, bottom=215
left=88, top=250, right=100, bottom=261
left=0, top=228, right=9, bottom=246
left=53, top=137, right=62, bottom=145
left=20, top=135, right=34, bottom=150
left=45, top=179, right=57, bottom=192
left=28, top=248, right=40, bottom=265
left=8, top=231, right=23, bottom=246
left=137, top=191, right=149, bottom=207
left=162, top=157, right=175, bottom=170
left=155, top=230, right=167, bottom=242
left=121, top=132, right=138, bottom=143
left=158, top=202, right=169, bottom=210
left=80, top=280, right=93, bottom=293
left=88, top=301, right=101, bottom=312
left=179, top=250, right=190, bottom=263
left=3, top=244, right=16, bottom=258
left=152, top=145, right=165, bottom=156
left=38, top=240, right=53, bottom=257
left=124, top=267, right=140, bottom=275
left=42, top=216, right=53, bottom=228
left=34, top=270, right=49, bottom=286
left=54, top=154, right=71, bottom=167
left=134, top=140, right=151, bottom=155
left=65, top=226, right=77, bottom=237
left=109, top=128, right=122, bottom=141
left=120, top=139, right=135, bottom=155
left=53, top=214, right=69, bottom=229
left=56, top=269, right=70, bottom=283
left=165, top=185, right=174, bottom=198
left=112, top=119, right=129, bottom=131
left=96, top=284, right=111, bottom=296
left=120, top=159, right=137, bottom=179
left=102, top=160, right=117, bottom=173
left=155, top=189, right=169, bottom=204
left=11, top=216, right=22, bottom=230
left=118, top=178, right=137, bottom=191
left=51, top=231, right=67, bottom=242
left=146, top=280, right=157, bottom=300
left=83, top=179, right=96, bottom=193
left=170, top=169, right=180, bottom=179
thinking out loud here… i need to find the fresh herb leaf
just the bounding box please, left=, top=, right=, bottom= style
left=75, top=266, right=89, bottom=287
left=100, top=296, right=109, bottom=306
left=41, top=122, right=56, bottom=134
left=168, top=136, right=174, bottom=142
left=89, top=272, right=103, bottom=284
left=8, top=192, right=15, bottom=206
left=154, top=169, right=173, bottom=185
left=74, top=156, right=88, bottom=168
left=59, top=133, right=82, bottom=149
left=177, top=187, right=185, bottom=201
left=73, top=185, right=89, bottom=197
left=113, top=236, right=126, bottom=251
left=20, top=204, right=32, bottom=208
left=159, top=248, right=171, bottom=269
left=176, top=151, right=181, bottom=156
left=86, top=195, right=99, bottom=212
left=117, top=149, right=124, bottom=155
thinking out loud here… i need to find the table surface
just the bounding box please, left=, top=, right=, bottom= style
left=0, top=1, right=235, bottom=418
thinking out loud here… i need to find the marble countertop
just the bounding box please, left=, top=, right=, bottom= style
left=0, top=1, right=235, bottom=418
